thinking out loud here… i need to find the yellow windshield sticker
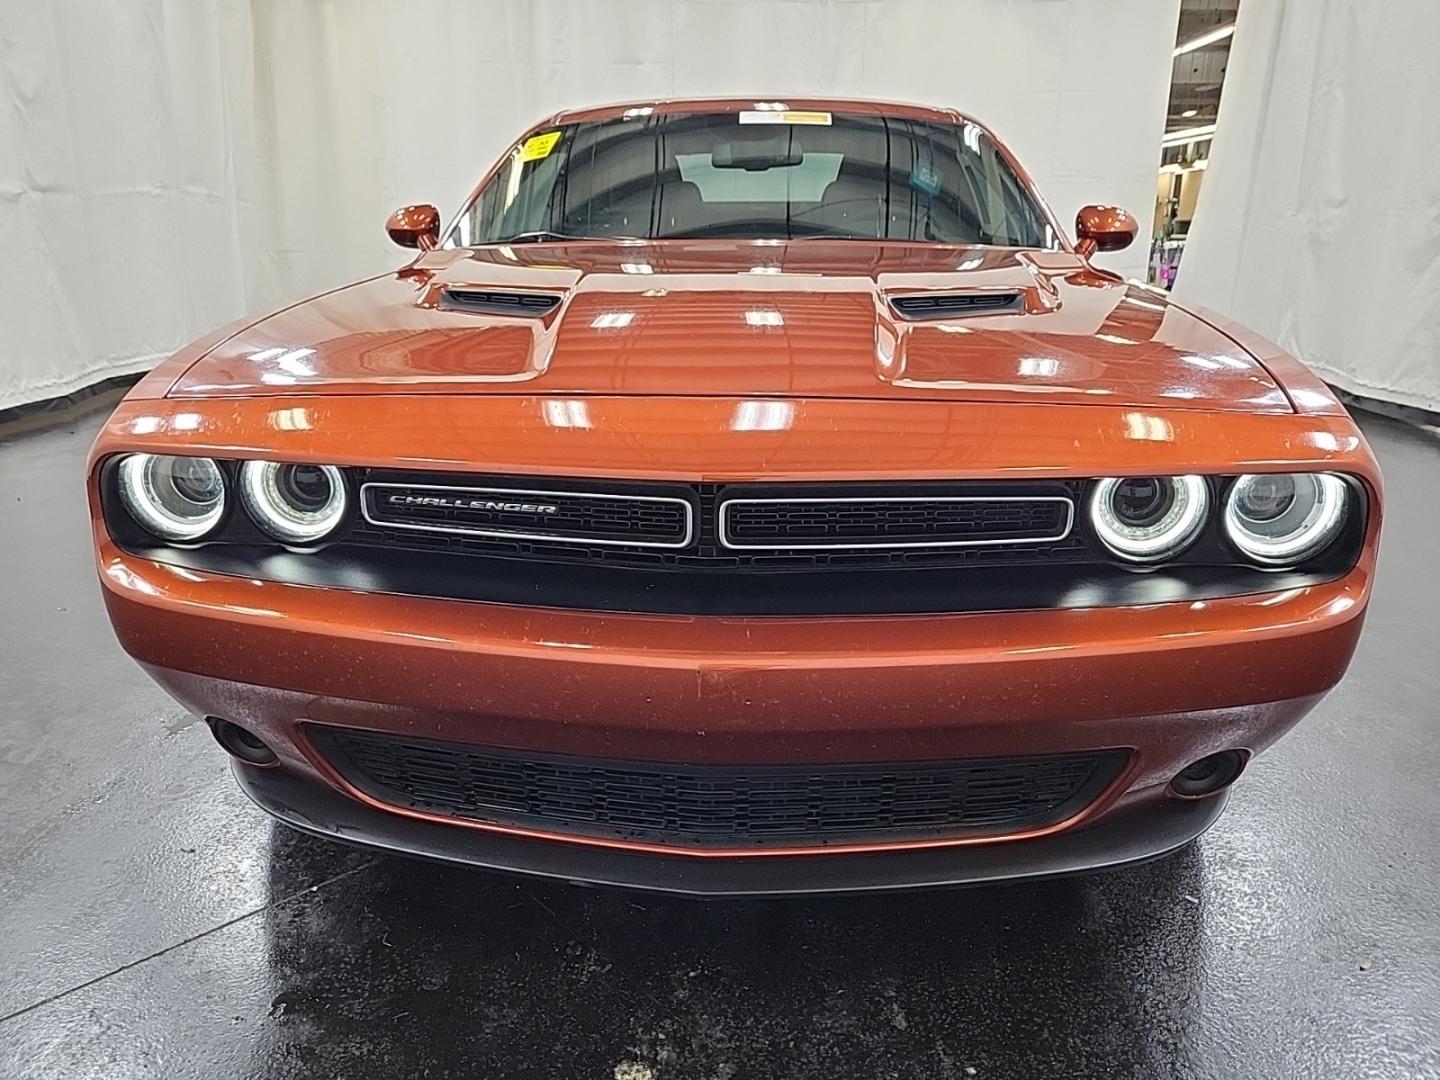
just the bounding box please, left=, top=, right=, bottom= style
left=518, top=131, right=562, bottom=162
left=738, top=110, right=832, bottom=126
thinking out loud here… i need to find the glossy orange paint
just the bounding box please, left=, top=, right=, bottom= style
left=384, top=204, right=440, bottom=250
left=1075, top=204, right=1139, bottom=256
left=88, top=98, right=1383, bottom=875
left=92, top=392, right=1375, bottom=483
left=159, top=242, right=1294, bottom=412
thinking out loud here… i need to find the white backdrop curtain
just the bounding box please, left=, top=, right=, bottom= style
left=1175, top=0, right=1440, bottom=414
left=0, top=0, right=1179, bottom=411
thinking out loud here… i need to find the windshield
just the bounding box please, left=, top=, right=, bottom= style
left=447, top=111, right=1058, bottom=248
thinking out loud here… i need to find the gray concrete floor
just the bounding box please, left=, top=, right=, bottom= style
left=1, top=405, right=1437, bottom=1080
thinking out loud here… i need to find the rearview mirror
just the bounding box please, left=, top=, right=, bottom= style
left=386, top=204, right=441, bottom=250
left=712, top=140, right=803, bottom=171
left=1075, top=205, right=1138, bottom=256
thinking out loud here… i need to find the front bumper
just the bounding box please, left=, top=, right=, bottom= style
left=235, top=759, right=1228, bottom=895
left=103, top=540, right=1369, bottom=777
left=99, top=538, right=1369, bottom=886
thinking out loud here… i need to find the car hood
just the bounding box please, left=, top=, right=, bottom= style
left=169, top=241, right=1291, bottom=413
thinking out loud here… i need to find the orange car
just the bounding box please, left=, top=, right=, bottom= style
left=89, top=99, right=1381, bottom=894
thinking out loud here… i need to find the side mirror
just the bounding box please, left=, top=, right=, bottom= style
left=1075, top=204, right=1138, bottom=256
left=386, top=204, right=441, bottom=250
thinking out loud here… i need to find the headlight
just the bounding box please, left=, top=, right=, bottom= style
left=1090, top=475, right=1209, bottom=563
left=116, top=454, right=226, bottom=541
left=1224, top=473, right=1349, bottom=566
left=240, top=461, right=347, bottom=544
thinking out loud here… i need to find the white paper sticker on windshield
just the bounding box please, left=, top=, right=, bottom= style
left=738, top=110, right=832, bottom=125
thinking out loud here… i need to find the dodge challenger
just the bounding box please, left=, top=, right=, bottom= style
left=89, top=99, right=1381, bottom=894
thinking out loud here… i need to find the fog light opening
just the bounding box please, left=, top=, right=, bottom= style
left=207, top=717, right=279, bottom=767
left=1169, top=750, right=1246, bottom=799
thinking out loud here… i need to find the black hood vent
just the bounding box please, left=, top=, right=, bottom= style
left=438, top=289, right=563, bottom=317
left=890, top=292, right=1024, bottom=319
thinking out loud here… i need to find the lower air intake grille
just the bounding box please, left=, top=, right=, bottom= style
left=312, top=727, right=1126, bottom=849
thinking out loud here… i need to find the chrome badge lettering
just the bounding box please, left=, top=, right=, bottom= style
left=388, top=494, right=560, bottom=514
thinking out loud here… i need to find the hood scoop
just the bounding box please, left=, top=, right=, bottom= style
left=438, top=288, right=563, bottom=317
left=889, top=291, right=1025, bottom=320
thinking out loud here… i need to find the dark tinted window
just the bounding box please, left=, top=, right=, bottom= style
left=448, top=111, right=1056, bottom=247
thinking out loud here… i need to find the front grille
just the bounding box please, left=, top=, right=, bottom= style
left=362, top=483, right=693, bottom=549
left=352, top=474, right=1083, bottom=569
left=720, top=496, right=1072, bottom=549
left=312, top=727, right=1126, bottom=848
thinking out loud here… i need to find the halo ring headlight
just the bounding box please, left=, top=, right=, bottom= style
left=1224, top=472, right=1349, bottom=566
left=1090, top=475, right=1209, bottom=563
left=240, top=461, right=348, bottom=544
left=116, top=454, right=226, bottom=541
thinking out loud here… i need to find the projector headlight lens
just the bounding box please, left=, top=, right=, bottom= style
left=240, top=461, right=347, bottom=544
left=1224, top=472, right=1349, bottom=566
left=1090, top=475, right=1209, bottom=563
left=116, top=454, right=226, bottom=541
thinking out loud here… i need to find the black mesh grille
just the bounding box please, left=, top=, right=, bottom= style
left=350, top=475, right=1085, bottom=570
left=313, top=727, right=1126, bottom=848
left=362, top=484, right=691, bottom=548
left=890, top=292, right=1023, bottom=318
left=721, top=497, right=1070, bottom=548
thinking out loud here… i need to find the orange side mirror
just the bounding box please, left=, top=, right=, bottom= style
left=386, top=204, right=441, bottom=250
left=1075, top=205, right=1138, bottom=256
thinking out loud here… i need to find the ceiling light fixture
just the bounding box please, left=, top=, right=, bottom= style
left=1161, top=123, right=1218, bottom=147
left=1174, top=22, right=1235, bottom=57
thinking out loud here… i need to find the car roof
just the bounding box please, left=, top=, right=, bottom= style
left=545, top=97, right=970, bottom=127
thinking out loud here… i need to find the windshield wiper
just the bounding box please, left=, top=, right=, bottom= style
left=658, top=229, right=881, bottom=242
left=494, top=230, right=632, bottom=244
left=783, top=233, right=884, bottom=241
